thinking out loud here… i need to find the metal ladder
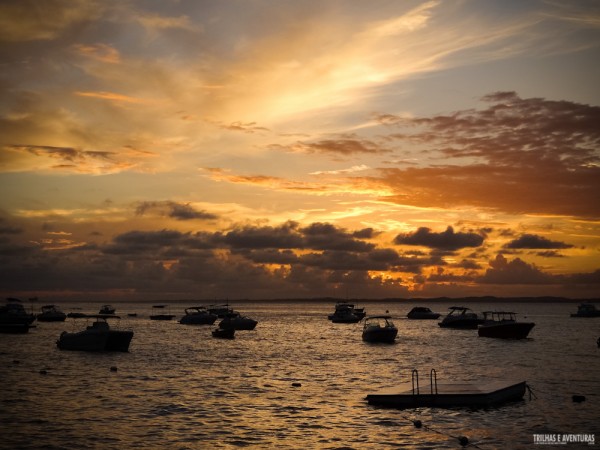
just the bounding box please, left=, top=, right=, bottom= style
left=411, top=369, right=438, bottom=395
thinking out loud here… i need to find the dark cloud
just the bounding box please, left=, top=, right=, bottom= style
left=503, top=234, right=574, bottom=249
left=292, top=136, right=391, bottom=156
left=394, top=226, right=484, bottom=251
left=135, top=201, right=218, bottom=221
left=479, top=254, right=555, bottom=285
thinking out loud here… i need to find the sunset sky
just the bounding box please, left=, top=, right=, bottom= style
left=1, top=0, right=599, bottom=301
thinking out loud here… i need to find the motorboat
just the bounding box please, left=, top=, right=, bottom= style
left=57, top=314, right=133, bottom=351
left=362, top=316, right=398, bottom=343
left=570, top=303, right=600, bottom=317
left=99, top=305, right=116, bottom=315
left=0, top=298, right=36, bottom=333
left=438, top=306, right=483, bottom=329
left=207, top=304, right=235, bottom=318
left=179, top=307, right=217, bottom=325
left=328, top=302, right=366, bottom=321
left=407, top=306, right=440, bottom=320
left=149, top=304, right=176, bottom=320
left=212, top=327, right=235, bottom=339
left=478, top=311, right=535, bottom=339
left=218, top=312, right=258, bottom=330
left=37, top=304, right=67, bottom=322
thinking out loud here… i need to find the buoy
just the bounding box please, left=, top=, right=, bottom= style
left=412, top=420, right=422, bottom=428
left=572, top=395, right=586, bottom=403
left=458, top=436, right=469, bottom=446
left=292, top=382, right=302, bottom=387
left=110, top=366, right=118, bottom=372
left=39, top=369, right=47, bottom=375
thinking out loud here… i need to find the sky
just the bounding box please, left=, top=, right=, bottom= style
left=1, top=0, right=599, bottom=301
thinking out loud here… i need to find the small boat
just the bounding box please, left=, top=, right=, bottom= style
left=218, top=312, right=258, bottom=330
left=99, top=305, right=116, bottom=315
left=362, top=316, right=398, bottom=343
left=179, top=307, right=217, bottom=325
left=328, top=302, right=366, bottom=321
left=212, top=327, right=235, bottom=339
left=478, top=311, right=535, bottom=339
left=37, top=304, right=67, bottom=322
left=149, top=304, right=176, bottom=321
left=57, top=315, right=133, bottom=352
left=407, top=306, right=440, bottom=320
left=570, top=303, right=600, bottom=317
left=438, top=306, right=483, bottom=329
left=366, top=369, right=527, bottom=409
left=0, top=298, right=36, bottom=333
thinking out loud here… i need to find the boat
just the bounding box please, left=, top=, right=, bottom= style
left=407, top=306, right=440, bottom=320
left=56, top=314, right=133, bottom=351
left=218, top=312, right=258, bottom=330
left=37, top=304, right=67, bottom=322
left=570, top=303, right=600, bottom=317
left=438, top=306, right=483, bottom=329
left=478, top=311, right=535, bottom=339
left=207, top=304, right=235, bottom=318
left=0, top=298, right=36, bottom=333
left=366, top=369, right=527, bottom=409
left=362, top=316, right=398, bottom=343
left=328, top=302, right=366, bottom=321
left=179, top=307, right=217, bottom=325
left=99, top=305, right=116, bottom=315
left=149, top=304, right=176, bottom=320
left=212, top=327, right=235, bottom=339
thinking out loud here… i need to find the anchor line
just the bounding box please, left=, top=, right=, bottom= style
left=398, top=412, right=486, bottom=449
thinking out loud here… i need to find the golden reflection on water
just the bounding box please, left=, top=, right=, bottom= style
left=0, top=301, right=598, bottom=449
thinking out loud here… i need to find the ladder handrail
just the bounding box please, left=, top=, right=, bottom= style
left=430, top=368, right=438, bottom=394
left=411, top=369, right=420, bottom=395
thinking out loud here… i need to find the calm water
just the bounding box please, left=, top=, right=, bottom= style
left=1, top=301, right=598, bottom=449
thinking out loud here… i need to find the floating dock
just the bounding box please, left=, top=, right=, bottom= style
left=366, top=370, right=527, bottom=409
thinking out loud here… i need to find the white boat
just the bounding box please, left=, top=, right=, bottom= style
left=407, top=306, right=440, bottom=320
left=362, top=316, right=398, bottom=343
left=37, top=304, right=67, bottom=322
left=179, top=307, right=217, bottom=325
left=438, top=306, right=483, bottom=329
left=57, top=315, right=133, bottom=352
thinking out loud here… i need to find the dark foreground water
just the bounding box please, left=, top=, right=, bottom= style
left=1, top=301, right=598, bottom=449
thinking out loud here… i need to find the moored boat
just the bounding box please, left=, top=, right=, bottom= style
left=149, top=304, right=176, bottom=320
left=37, top=304, right=67, bottom=322
left=0, top=298, right=36, bottom=333
left=99, top=305, right=116, bottom=315
left=570, top=303, right=600, bottom=317
left=407, top=306, right=440, bottom=320
left=478, top=311, right=535, bottom=339
left=438, top=306, right=483, bottom=329
left=212, top=327, right=235, bottom=339
left=218, top=312, right=258, bottom=330
left=362, top=316, right=398, bottom=343
left=57, top=314, right=133, bottom=351
left=179, top=307, right=217, bottom=325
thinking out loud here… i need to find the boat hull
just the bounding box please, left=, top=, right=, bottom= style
left=366, top=380, right=527, bottom=409
left=179, top=315, right=217, bottom=325
left=438, top=318, right=483, bottom=329
left=362, top=328, right=398, bottom=343
left=57, top=329, right=133, bottom=352
left=478, top=322, right=535, bottom=339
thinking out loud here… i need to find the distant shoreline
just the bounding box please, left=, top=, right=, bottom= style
left=17, top=296, right=597, bottom=304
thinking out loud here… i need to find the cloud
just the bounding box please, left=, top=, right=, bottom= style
left=370, top=92, right=600, bottom=218
left=290, top=137, right=391, bottom=156
left=310, top=165, right=371, bottom=175
left=394, top=226, right=484, bottom=251
left=479, top=254, right=554, bottom=285
left=504, top=234, right=574, bottom=249
left=72, top=43, right=121, bottom=63
left=135, top=201, right=218, bottom=221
